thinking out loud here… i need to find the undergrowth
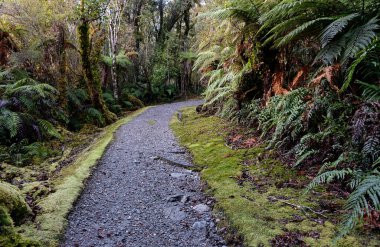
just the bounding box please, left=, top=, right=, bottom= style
left=0, top=108, right=148, bottom=246
left=171, top=107, right=380, bottom=247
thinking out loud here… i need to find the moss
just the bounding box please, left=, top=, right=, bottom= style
left=0, top=233, right=41, bottom=247
left=0, top=183, right=37, bottom=247
left=0, top=205, right=13, bottom=228
left=0, top=182, right=31, bottom=226
left=17, top=107, right=150, bottom=246
left=171, top=107, right=380, bottom=247
left=127, top=95, right=145, bottom=109
left=147, top=120, right=157, bottom=126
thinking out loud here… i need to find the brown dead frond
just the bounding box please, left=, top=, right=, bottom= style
left=311, top=64, right=341, bottom=92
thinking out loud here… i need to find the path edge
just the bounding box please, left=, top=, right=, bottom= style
left=19, top=107, right=151, bottom=247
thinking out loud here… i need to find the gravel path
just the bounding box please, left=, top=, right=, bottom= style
left=62, top=100, right=226, bottom=247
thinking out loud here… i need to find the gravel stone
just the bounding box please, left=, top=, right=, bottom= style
left=193, top=204, right=211, bottom=214
left=170, top=172, right=187, bottom=179
left=166, top=194, right=185, bottom=203
left=192, top=221, right=207, bottom=230
left=62, top=100, right=225, bottom=247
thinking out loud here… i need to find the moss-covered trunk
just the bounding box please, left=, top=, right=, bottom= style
left=78, top=17, right=116, bottom=124
left=56, top=25, right=68, bottom=109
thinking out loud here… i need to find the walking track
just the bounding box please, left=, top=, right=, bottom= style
left=62, top=100, right=226, bottom=247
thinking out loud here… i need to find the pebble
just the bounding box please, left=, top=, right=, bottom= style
left=192, top=221, right=207, bottom=230
left=193, top=204, right=210, bottom=214
left=170, top=172, right=187, bottom=179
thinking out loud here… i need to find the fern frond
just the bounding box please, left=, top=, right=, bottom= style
left=341, top=173, right=380, bottom=235
left=37, top=119, right=61, bottom=139
left=357, top=81, right=380, bottom=101
left=275, top=17, right=333, bottom=47
left=307, top=169, right=352, bottom=191
left=342, top=17, right=379, bottom=63
left=294, top=150, right=317, bottom=167
left=0, top=109, right=22, bottom=138
left=314, top=37, right=346, bottom=64
left=320, top=13, right=360, bottom=48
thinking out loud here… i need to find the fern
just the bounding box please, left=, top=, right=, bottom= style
left=101, top=50, right=132, bottom=68
left=2, top=78, right=57, bottom=98
left=358, top=81, right=380, bottom=101
left=37, top=119, right=61, bottom=139
left=275, top=17, right=333, bottom=47
left=320, top=13, right=360, bottom=48
left=341, top=171, right=380, bottom=236
left=307, top=169, right=352, bottom=191
left=0, top=73, right=61, bottom=142
left=342, top=17, right=379, bottom=64
left=0, top=109, right=22, bottom=138
left=86, top=108, right=105, bottom=126
left=294, top=150, right=317, bottom=167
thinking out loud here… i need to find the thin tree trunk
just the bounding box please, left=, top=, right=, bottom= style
left=133, top=1, right=143, bottom=81
left=56, top=25, right=68, bottom=108
left=107, top=0, right=126, bottom=101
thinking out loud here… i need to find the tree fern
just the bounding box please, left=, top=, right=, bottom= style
left=342, top=17, right=379, bottom=64
left=275, top=17, right=333, bottom=47
left=2, top=78, right=57, bottom=98
left=320, top=13, right=360, bottom=48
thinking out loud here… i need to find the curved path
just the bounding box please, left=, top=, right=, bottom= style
left=62, top=100, right=226, bottom=247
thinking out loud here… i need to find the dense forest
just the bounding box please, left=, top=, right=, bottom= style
left=0, top=0, right=379, bottom=246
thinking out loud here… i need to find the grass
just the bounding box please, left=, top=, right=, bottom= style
left=15, top=107, right=150, bottom=246
left=171, top=107, right=379, bottom=247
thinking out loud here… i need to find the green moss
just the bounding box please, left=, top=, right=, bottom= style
left=0, top=182, right=31, bottom=226
left=0, top=205, right=13, bottom=227
left=171, top=107, right=379, bottom=247
left=0, top=233, right=41, bottom=247
left=127, top=95, right=145, bottom=109
left=17, top=107, right=150, bottom=246
left=147, top=120, right=157, bottom=126
left=0, top=183, right=37, bottom=247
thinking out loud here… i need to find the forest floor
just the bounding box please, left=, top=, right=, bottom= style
left=171, top=107, right=380, bottom=247
left=62, top=100, right=226, bottom=247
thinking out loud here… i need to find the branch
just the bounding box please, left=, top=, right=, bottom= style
left=268, top=196, right=328, bottom=219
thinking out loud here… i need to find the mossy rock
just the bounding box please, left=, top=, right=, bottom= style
left=0, top=233, right=41, bottom=247
left=0, top=205, right=13, bottom=227
left=0, top=182, right=32, bottom=226
left=127, top=95, right=145, bottom=109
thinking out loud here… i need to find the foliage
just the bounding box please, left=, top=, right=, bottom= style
left=195, top=0, right=380, bottom=238
left=171, top=107, right=376, bottom=246
left=0, top=72, right=61, bottom=144
left=101, top=51, right=132, bottom=68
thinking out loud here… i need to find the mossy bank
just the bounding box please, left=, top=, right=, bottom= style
left=0, top=108, right=149, bottom=247
left=171, top=107, right=380, bottom=247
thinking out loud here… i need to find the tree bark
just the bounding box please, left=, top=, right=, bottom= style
left=180, top=6, right=192, bottom=96
left=56, top=25, right=68, bottom=109
left=133, top=1, right=144, bottom=83
left=107, top=0, right=126, bottom=101
left=78, top=6, right=116, bottom=124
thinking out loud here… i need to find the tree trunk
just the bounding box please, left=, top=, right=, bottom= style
left=157, top=0, right=164, bottom=43
left=78, top=18, right=116, bottom=124
left=111, top=47, right=118, bottom=100
left=132, top=1, right=143, bottom=84
left=180, top=7, right=192, bottom=96
left=56, top=25, right=68, bottom=109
